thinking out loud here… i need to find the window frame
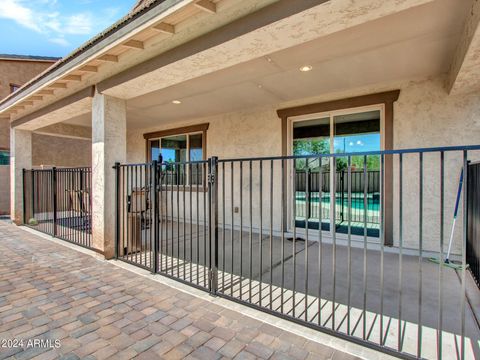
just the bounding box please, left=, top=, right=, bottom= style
left=277, top=91, right=400, bottom=246
left=144, top=123, right=209, bottom=189
left=144, top=123, right=208, bottom=163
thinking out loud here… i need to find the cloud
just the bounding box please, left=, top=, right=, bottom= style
left=49, top=37, right=70, bottom=47
left=64, top=13, right=93, bottom=35
left=0, top=0, right=41, bottom=32
left=0, top=0, right=119, bottom=45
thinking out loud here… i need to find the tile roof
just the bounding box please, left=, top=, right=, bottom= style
left=0, top=54, right=60, bottom=62
left=0, top=0, right=169, bottom=108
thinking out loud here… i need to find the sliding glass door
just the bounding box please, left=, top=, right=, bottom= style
left=292, top=108, right=381, bottom=239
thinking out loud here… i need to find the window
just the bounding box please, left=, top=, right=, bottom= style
left=0, top=150, right=9, bottom=165
left=144, top=124, right=208, bottom=186
left=9, top=84, right=21, bottom=94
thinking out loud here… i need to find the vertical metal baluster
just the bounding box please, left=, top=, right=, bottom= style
left=170, top=166, right=174, bottom=276
left=438, top=151, right=444, bottom=359
left=249, top=160, right=253, bottom=303
left=461, top=150, right=467, bottom=360
left=204, top=162, right=207, bottom=287
left=269, top=159, right=274, bottom=310
left=196, top=163, right=200, bottom=284
left=363, top=155, right=368, bottom=340
left=135, top=165, right=138, bottom=265
left=418, top=152, right=423, bottom=358
left=222, top=162, right=226, bottom=292
left=127, top=166, right=131, bottom=263
left=347, top=156, right=352, bottom=335
left=159, top=162, right=164, bottom=272
left=121, top=167, right=124, bottom=260
left=177, top=164, right=181, bottom=278
left=240, top=161, right=243, bottom=300
left=259, top=160, right=263, bottom=306
left=318, top=157, right=323, bottom=326
left=398, top=154, right=403, bottom=351
left=183, top=164, right=186, bottom=280
left=190, top=163, right=193, bottom=282
left=305, top=163, right=309, bottom=322
left=231, top=162, right=234, bottom=297
left=293, top=158, right=297, bottom=318
left=332, top=157, right=337, bottom=330
left=281, top=159, right=285, bottom=314
left=380, top=153, right=385, bottom=346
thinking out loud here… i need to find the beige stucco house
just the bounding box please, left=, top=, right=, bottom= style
left=1, top=0, right=479, bottom=358
left=0, top=54, right=59, bottom=214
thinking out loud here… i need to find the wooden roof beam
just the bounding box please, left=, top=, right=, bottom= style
left=63, top=75, right=82, bottom=81
left=38, top=89, right=55, bottom=95
left=80, top=65, right=98, bottom=73
left=195, top=0, right=216, bottom=14
left=153, top=22, right=175, bottom=35
left=48, top=83, right=67, bottom=89
left=98, top=54, right=118, bottom=62
left=122, top=40, right=144, bottom=50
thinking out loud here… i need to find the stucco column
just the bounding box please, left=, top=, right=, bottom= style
left=92, top=91, right=126, bottom=259
left=10, top=128, right=32, bottom=224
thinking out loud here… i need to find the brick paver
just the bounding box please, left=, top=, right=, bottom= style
left=0, top=220, right=359, bottom=359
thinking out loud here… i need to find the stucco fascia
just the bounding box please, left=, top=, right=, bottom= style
left=101, top=0, right=435, bottom=99
left=447, top=0, right=480, bottom=95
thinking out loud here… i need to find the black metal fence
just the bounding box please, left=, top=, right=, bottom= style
left=115, top=146, right=480, bottom=360
left=467, top=162, right=480, bottom=288
left=23, top=167, right=92, bottom=248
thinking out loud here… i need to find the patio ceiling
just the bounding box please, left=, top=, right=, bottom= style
left=64, top=0, right=469, bottom=130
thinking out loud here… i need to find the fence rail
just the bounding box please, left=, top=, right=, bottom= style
left=115, top=146, right=480, bottom=360
left=23, top=167, right=92, bottom=249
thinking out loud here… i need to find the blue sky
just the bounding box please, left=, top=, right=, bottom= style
left=0, top=0, right=135, bottom=58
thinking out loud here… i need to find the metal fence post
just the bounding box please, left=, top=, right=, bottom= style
left=152, top=160, right=159, bottom=274
left=208, top=156, right=219, bottom=295
left=114, top=162, right=120, bottom=260
left=22, top=169, right=26, bottom=224
left=31, top=170, right=35, bottom=223
left=52, top=167, right=57, bottom=237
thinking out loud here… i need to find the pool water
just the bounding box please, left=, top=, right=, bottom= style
left=296, top=192, right=380, bottom=212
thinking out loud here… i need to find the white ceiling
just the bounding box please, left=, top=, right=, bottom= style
left=65, top=0, right=470, bottom=130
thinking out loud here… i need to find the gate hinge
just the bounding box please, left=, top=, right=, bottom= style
left=208, top=173, right=215, bottom=184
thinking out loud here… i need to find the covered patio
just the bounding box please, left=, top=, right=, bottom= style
left=2, top=0, right=480, bottom=359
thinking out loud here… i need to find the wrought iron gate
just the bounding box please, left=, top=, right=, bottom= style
left=115, top=146, right=480, bottom=360
left=23, top=167, right=92, bottom=248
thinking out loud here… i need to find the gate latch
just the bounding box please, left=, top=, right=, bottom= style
left=208, top=173, right=215, bottom=184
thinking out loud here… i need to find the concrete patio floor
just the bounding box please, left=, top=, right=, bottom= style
left=0, top=219, right=366, bottom=360
left=125, top=221, right=480, bottom=359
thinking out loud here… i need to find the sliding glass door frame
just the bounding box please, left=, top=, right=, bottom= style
left=286, top=103, right=385, bottom=241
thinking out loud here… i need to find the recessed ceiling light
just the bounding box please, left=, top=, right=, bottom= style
left=299, top=65, right=313, bottom=72
left=172, top=100, right=181, bottom=104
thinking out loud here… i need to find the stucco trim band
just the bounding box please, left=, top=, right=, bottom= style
left=11, top=87, right=95, bottom=129
left=97, top=0, right=329, bottom=94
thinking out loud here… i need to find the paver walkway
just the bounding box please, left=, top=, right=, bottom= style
left=0, top=220, right=359, bottom=360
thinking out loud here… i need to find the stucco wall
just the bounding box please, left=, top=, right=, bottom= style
left=126, top=75, right=480, bottom=254
left=32, top=134, right=91, bottom=168
left=0, top=59, right=55, bottom=215
left=0, top=166, right=9, bottom=215
left=0, top=60, right=54, bottom=101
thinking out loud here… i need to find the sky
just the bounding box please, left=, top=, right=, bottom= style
left=0, top=0, right=135, bottom=58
